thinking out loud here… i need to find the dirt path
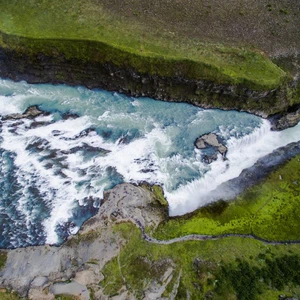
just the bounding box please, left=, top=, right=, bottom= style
left=133, top=218, right=300, bottom=246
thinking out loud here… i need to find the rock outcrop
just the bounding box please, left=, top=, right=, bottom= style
left=2, top=105, right=46, bottom=121
left=195, top=133, right=227, bottom=163
left=269, top=105, right=300, bottom=130
left=0, top=183, right=169, bottom=299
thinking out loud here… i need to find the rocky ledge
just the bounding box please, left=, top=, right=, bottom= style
left=2, top=105, right=47, bottom=121
left=0, top=45, right=299, bottom=130
left=0, top=183, right=169, bottom=299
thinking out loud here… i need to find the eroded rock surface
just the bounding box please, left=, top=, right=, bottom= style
left=0, top=183, right=169, bottom=299
left=269, top=107, right=300, bottom=130
left=195, top=133, right=227, bottom=163
left=2, top=105, right=46, bottom=120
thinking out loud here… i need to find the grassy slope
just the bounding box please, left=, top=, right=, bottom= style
left=101, top=156, right=300, bottom=299
left=0, top=0, right=287, bottom=90
left=101, top=223, right=300, bottom=299
left=155, top=155, right=300, bottom=242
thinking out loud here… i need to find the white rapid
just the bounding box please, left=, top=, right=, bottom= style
left=0, top=78, right=299, bottom=247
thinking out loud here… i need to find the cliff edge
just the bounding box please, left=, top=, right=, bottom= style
left=0, top=0, right=299, bottom=128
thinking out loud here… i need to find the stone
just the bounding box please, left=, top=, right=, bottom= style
left=28, top=288, right=54, bottom=300
left=194, top=133, right=228, bottom=163
left=269, top=108, right=300, bottom=131
left=30, top=276, right=49, bottom=288
left=2, top=105, right=46, bottom=121
left=74, top=269, right=98, bottom=286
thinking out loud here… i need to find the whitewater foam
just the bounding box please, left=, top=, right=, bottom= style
left=167, top=120, right=300, bottom=215
left=0, top=78, right=300, bottom=247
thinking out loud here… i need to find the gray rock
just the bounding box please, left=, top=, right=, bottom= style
left=269, top=108, right=300, bottom=130
left=30, top=276, right=48, bottom=288
left=195, top=133, right=227, bottom=163
left=0, top=183, right=167, bottom=298
left=2, top=105, right=45, bottom=120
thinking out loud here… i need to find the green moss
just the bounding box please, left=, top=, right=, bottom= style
left=65, top=229, right=101, bottom=247
left=155, top=155, right=300, bottom=242
left=54, top=295, right=75, bottom=300
left=100, top=155, right=300, bottom=298
left=0, top=0, right=289, bottom=91
left=0, top=290, right=20, bottom=300
left=141, top=184, right=168, bottom=207
left=151, top=185, right=166, bottom=206
left=0, top=251, right=7, bottom=270
left=101, top=222, right=300, bottom=299
left=100, top=256, right=124, bottom=296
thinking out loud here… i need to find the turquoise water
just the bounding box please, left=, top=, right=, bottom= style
left=0, top=78, right=300, bottom=248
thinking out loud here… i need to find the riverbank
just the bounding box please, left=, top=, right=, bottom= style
left=1, top=1, right=300, bottom=298
left=0, top=0, right=299, bottom=128
left=1, top=147, right=300, bottom=299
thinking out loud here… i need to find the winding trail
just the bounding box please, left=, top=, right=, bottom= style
left=133, top=218, right=300, bottom=246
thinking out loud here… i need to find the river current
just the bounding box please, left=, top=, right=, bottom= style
left=0, top=78, right=300, bottom=248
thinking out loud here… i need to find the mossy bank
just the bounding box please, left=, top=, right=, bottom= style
left=0, top=0, right=299, bottom=126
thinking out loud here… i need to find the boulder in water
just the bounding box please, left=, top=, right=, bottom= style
left=194, top=133, right=227, bottom=163
left=2, top=105, right=47, bottom=120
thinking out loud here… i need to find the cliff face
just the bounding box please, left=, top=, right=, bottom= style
left=1, top=42, right=300, bottom=129
left=0, top=44, right=292, bottom=111
left=0, top=0, right=299, bottom=128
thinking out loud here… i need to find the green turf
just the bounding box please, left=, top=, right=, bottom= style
left=0, top=290, right=20, bottom=300
left=154, top=155, right=300, bottom=242
left=101, top=222, right=300, bottom=299
left=0, top=251, right=7, bottom=270
left=0, top=0, right=288, bottom=91
left=54, top=296, right=75, bottom=300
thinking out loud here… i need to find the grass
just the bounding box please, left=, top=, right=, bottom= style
left=141, top=183, right=169, bottom=207
left=0, top=0, right=288, bottom=91
left=100, top=154, right=300, bottom=297
left=0, top=251, right=7, bottom=270
left=0, top=290, right=20, bottom=300
left=55, top=296, right=78, bottom=300
left=154, top=154, right=300, bottom=242
left=101, top=222, right=300, bottom=299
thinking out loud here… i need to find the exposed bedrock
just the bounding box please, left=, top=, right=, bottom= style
left=194, top=133, right=227, bottom=163
left=1, top=105, right=47, bottom=121
left=0, top=46, right=299, bottom=130
left=0, top=183, right=168, bottom=299
left=269, top=104, right=300, bottom=130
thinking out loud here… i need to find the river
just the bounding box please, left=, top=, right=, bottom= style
left=0, top=78, right=300, bottom=248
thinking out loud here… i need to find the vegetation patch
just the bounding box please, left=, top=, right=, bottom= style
left=0, top=290, right=20, bottom=300
left=215, top=254, right=300, bottom=300
left=155, top=154, right=300, bottom=242
left=141, top=183, right=168, bottom=207
left=0, top=251, right=7, bottom=270
left=101, top=222, right=300, bottom=299
left=0, top=0, right=289, bottom=91
left=55, top=295, right=77, bottom=300
left=65, top=229, right=102, bottom=247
